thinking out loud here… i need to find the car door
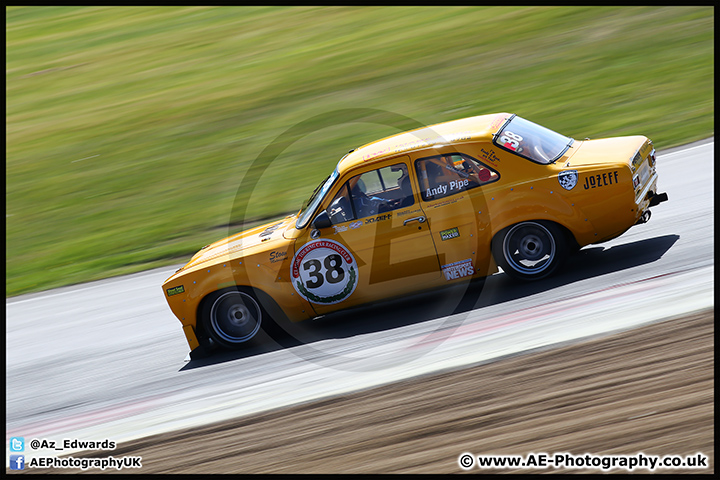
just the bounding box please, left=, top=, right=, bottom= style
left=293, top=156, right=443, bottom=315
left=413, top=152, right=500, bottom=282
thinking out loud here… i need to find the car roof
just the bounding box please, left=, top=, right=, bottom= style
left=336, top=112, right=511, bottom=175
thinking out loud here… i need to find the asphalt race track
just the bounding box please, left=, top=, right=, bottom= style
left=6, top=139, right=714, bottom=466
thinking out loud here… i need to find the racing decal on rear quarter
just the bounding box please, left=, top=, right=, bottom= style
left=583, top=171, right=619, bottom=189
left=558, top=170, right=578, bottom=190
left=291, top=239, right=358, bottom=304
left=441, top=259, right=474, bottom=281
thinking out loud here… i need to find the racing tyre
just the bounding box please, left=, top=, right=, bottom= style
left=492, top=221, right=567, bottom=281
left=201, top=289, right=266, bottom=349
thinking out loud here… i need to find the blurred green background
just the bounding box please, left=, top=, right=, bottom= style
left=6, top=6, right=714, bottom=297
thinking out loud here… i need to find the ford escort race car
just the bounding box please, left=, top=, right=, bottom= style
left=162, top=113, right=667, bottom=353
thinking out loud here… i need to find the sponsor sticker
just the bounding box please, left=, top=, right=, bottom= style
left=428, top=195, right=462, bottom=209
left=632, top=143, right=653, bottom=171
left=426, top=179, right=469, bottom=199
left=499, top=131, right=523, bottom=153
left=440, top=227, right=460, bottom=241
left=270, top=251, right=287, bottom=263
left=349, top=220, right=363, bottom=229
left=397, top=208, right=422, bottom=217
left=490, top=114, right=509, bottom=132
left=166, top=285, right=185, bottom=296
left=259, top=222, right=281, bottom=239
left=583, top=170, right=619, bottom=189
left=558, top=170, right=578, bottom=190
left=441, top=259, right=474, bottom=281
left=638, top=163, right=650, bottom=186
left=291, top=239, right=358, bottom=304
left=479, top=147, right=501, bottom=163
left=365, top=213, right=392, bottom=224
left=631, top=151, right=644, bottom=171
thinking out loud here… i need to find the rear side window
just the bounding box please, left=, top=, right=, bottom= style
left=493, top=115, right=573, bottom=164
left=415, top=153, right=499, bottom=201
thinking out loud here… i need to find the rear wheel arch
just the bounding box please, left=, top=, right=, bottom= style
left=491, top=217, right=579, bottom=251
left=555, top=221, right=581, bottom=252
left=491, top=219, right=571, bottom=281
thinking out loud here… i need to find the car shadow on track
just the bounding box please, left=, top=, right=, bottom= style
left=180, top=234, right=679, bottom=371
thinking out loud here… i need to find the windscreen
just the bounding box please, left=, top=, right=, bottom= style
left=296, top=169, right=340, bottom=229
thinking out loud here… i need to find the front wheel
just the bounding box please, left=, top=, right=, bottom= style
left=492, top=221, right=567, bottom=281
left=201, top=289, right=265, bottom=349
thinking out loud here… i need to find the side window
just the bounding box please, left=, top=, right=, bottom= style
left=415, top=153, right=499, bottom=201
left=348, top=163, right=414, bottom=219
left=327, top=183, right=355, bottom=224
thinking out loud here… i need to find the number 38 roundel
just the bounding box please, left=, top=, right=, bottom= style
left=291, top=239, right=358, bottom=304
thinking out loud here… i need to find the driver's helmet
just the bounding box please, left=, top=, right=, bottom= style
left=351, top=178, right=367, bottom=197
left=391, top=164, right=408, bottom=182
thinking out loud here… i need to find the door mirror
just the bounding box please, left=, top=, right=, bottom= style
left=312, top=210, right=332, bottom=229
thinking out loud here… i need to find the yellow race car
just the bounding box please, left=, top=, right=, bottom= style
left=162, top=113, right=667, bottom=354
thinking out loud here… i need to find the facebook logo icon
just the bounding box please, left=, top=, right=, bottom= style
left=10, top=454, right=25, bottom=470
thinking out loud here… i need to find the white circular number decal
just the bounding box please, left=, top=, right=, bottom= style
left=291, top=239, right=358, bottom=304
left=500, top=131, right=523, bottom=152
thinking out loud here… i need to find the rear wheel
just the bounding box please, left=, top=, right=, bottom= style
left=492, top=221, right=567, bottom=281
left=201, top=289, right=265, bottom=349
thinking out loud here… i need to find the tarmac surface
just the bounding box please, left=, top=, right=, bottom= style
left=19, top=309, right=713, bottom=474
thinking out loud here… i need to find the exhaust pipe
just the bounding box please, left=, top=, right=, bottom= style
left=636, top=210, right=652, bottom=225
left=648, top=191, right=668, bottom=207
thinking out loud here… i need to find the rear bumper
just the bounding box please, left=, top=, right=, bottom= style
left=634, top=190, right=668, bottom=225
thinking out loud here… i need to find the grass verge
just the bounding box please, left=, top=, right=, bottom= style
left=6, top=6, right=714, bottom=296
